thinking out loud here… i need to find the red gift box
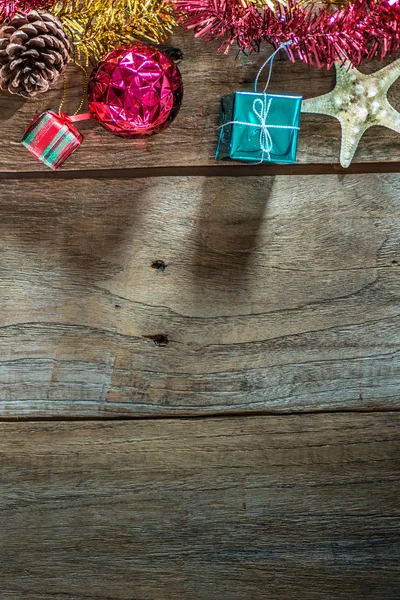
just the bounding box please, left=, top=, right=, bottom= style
left=21, top=109, right=83, bottom=170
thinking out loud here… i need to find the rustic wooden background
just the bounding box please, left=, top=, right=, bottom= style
left=0, top=30, right=399, bottom=599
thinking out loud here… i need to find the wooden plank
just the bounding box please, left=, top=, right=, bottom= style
left=0, top=174, right=399, bottom=417
left=0, top=414, right=399, bottom=599
left=0, top=31, right=400, bottom=172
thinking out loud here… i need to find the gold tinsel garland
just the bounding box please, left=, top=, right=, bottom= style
left=52, top=0, right=176, bottom=60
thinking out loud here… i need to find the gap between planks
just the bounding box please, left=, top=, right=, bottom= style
left=1, top=407, right=400, bottom=423
left=2, top=162, right=400, bottom=180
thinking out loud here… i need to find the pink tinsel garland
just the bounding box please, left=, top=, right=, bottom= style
left=0, top=1, right=54, bottom=19
left=174, top=0, right=400, bottom=68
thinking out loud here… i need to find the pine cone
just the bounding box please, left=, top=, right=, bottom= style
left=0, top=10, right=72, bottom=98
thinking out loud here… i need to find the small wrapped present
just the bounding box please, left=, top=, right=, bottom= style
left=216, top=91, right=302, bottom=164
left=21, top=109, right=83, bottom=170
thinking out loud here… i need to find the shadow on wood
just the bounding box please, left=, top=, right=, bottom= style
left=0, top=178, right=142, bottom=279
left=0, top=90, right=25, bottom=121
left=192, top=177, right=274, bottom=293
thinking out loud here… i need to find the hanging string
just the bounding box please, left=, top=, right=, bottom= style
left=58, top=62, right=89, bottom=116
left=254, top=40, right=292, bottom=94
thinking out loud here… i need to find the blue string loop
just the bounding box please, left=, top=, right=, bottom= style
left=254, top=41, right=292, bottom=94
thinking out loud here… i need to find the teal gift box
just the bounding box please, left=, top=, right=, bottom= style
left=216, top=91, right=302, bottom=164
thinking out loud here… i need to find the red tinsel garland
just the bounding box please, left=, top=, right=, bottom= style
left=174, top=0, right=400, bottom=68
left=0, top=1, right=52, bottom=19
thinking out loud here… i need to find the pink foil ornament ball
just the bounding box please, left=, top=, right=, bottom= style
left=88, top=45, right=183, bottom=137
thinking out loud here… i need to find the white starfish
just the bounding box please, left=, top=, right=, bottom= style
left=302, top=59, right=400, bottom=168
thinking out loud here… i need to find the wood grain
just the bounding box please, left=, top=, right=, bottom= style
left=0, top=174, right=399, bottom=417
left=0, top=414, right=399, bottom=600
left=0, top=31, right=400, bottom=173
